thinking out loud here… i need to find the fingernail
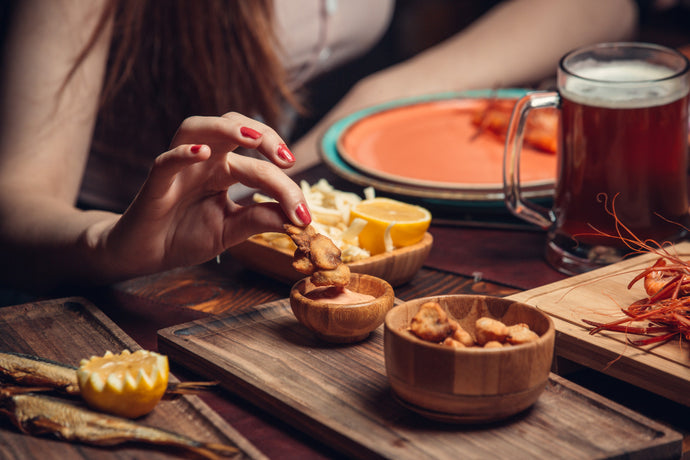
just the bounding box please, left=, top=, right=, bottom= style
left=277, top=144, right=295, bottom=163
left=295, top=202, right=311, bottom=226
left=240, top=126, right=262, bottom=139
left=191, top=144, right=202, bottom=153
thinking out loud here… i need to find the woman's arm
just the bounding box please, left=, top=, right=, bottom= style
left=290, top=0, right=639, bottom=173
left=0, top=0, right=115, bottom=288
left=0, top=1, right=310, bottom=291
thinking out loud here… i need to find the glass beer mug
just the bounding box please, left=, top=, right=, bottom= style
left=504, top=42, right=690, bottom=275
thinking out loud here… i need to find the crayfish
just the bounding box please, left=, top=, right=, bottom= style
left=581, top=196, right=690, bottom=347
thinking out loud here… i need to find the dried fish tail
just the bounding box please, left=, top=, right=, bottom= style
left=0, top=392, right=239, bottom=459
left=165, top=380, right=220, bottom=396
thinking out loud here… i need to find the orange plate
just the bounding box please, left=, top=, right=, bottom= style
left=337, top=98, right=556, bottom=191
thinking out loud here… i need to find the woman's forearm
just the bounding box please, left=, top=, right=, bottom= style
left=396, top=0, right=639, bottom=93
left=0, top=191, right=121, bottom=290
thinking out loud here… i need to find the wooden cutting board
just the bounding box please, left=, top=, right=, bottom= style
left=0, top=297, right=266, bottom=460
left=507, top=241, right=690, bottom=407
left=157, top=299, right=681, bottom=460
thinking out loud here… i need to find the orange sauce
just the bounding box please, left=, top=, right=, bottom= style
left=305, top=286, right=375, bottom=305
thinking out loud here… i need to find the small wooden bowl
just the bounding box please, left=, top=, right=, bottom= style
left=226, top=232, right=433, bottom=287
left=290, top=273, right=395, bottom=343
left=384, top=295, right=555, bottom=423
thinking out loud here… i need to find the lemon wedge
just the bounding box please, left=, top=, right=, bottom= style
left=77, top=349, right=169, bottom=418
left=349, top=197, right=431, bottom=255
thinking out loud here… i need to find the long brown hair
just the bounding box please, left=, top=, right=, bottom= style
left=69, top=0, right=300, bottom=127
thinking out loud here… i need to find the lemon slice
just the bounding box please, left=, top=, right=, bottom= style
left=77, top=349, right=169, bottom=418
left=349, top=197, right=431, bottom=255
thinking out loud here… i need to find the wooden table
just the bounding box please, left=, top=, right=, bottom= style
left=47, top=164, right=690, bottom=458
left=84, top=263, right=518, bottom=459
left=77, top=260, right=690, bottom=459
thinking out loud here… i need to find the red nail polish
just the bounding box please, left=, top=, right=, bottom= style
left=295, top=202, right=311, bottom=225
left=240, top=126, right=262, bottom=139
left=277, top=144, right=295, bottom=162
left=191, top=144, right=202, bottom=153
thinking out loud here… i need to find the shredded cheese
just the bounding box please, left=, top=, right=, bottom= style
left=252, top=180, right=374, bottom=262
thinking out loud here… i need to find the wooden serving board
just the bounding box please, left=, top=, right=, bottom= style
left=507, top=241, right=690, bottom=407
left=157, top=299, right=681, bottom=460
left=0, top=297, right=266, bottom=460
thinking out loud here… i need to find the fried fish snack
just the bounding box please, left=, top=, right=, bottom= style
left=442, top=337, right=467, bottom=349
left=408, top=304, right=540, bottom=347
left=442, top=325, right=475, bottom=348
left=310, top=263, right=351, bottom=287
left=450, top=324, right=475, bottom=347
left=506, top=323, right=540, bottom=345
left=409, top=301, right=457, bottom=342
left=285, top=224, right=351, bottom=288
left=475, top=317, right=509, bottom=346
left=308, top=234, right=342, bottom=270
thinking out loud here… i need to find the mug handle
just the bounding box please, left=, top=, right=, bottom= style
left=503, top=91, right=560, bottom=229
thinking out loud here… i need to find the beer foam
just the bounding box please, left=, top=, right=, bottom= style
left=561, top=60, right=688, bottom=108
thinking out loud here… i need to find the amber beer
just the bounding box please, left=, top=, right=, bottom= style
left=504, top=44, right=690, bottom=274
left=551, top=61, right=690, bottom=262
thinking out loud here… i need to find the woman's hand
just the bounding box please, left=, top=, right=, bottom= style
left=101, top=112, right=311, bottom=277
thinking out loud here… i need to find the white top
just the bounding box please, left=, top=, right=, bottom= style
left=274, top=0, right=395, bottom=86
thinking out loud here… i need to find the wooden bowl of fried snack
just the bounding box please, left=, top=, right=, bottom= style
left=290, top=273, right=395, bottom=343
left=384, top=295, right=555, bottom=423
left=225, top=232, right=432, bottom=287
